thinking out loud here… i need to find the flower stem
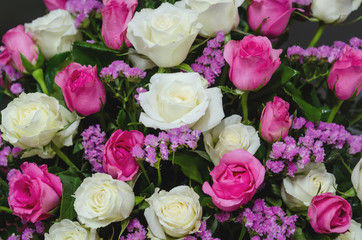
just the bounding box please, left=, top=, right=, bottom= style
left=32, top=68, right=49, bottom=95
left=137, top=160, right=151, bottom=184
left=350, top=112, right=362, bottom=126
left=308, top=23, right=325, bottom=47
left=241, top=92, right=249, bottom=123
left=327, top=100, right=343, bottom=123
left=340, top=156, right=352, bottom=174
left=0, top=206, right=12, bottom=213
left=51, top=143, right=81, bottom=172
left=238, top=225, right=246, bottom=240
left=156, top=159, right=162, bottom=186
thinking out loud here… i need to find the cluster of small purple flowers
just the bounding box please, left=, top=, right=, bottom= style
left=66, top=0, right=103, bottom=28
left=287, top=37, right=362, bottom=63
left=81, top=124, right=106, bottom=172
left=0, top=133, right=21, bottom=167
left=266, top=117, right=362, bottom=176
left=214, top=211, right=231, bottom=223
left=134, top=87, right=147, bottom=103
left=7, top=222, right=44, bottom=240
left=292, top=0, right=311, bottom=6
left=191, top=31, right=225, bottom=86
left=100, top=60, right=146, bottom=80
left=185, top=221, right=221, bottom=240
left=0, top=64, right=23, bottom=95
left=119, top=219, right=147, bottom=240
left=131, top=125, right=201, bottom=166
left=237, top=199, right=298, bottom=240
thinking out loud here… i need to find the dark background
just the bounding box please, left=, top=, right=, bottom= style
left=0, top=1, right=361, bottom=47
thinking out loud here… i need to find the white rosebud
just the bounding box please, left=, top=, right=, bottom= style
left=74, top=173, right=135, bottom=229
left=144, top=186, right=202, bottom=239
left=351, top=158, right=362, bottom=201
left=281, top=164, right=337, bottom=211
left=44, top=219, right=99, bottom=240
left=204, top=115, right=260, bottom=165
left=25, top=9, right=82, bottom=59
left=311, top=0, right=361, bottom=24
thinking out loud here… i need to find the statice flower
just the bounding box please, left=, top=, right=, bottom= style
left=66, top=0, right=103, bottom=28
left=119, top=219, right=147, bottom=240
left=267, top=117, right=362, bottom=176
left=7, top=235, right=20, bottom=240
left=35, top=221, right=45, bottom=234
left=350, top=37, right=362, bottom=48
left=81, top=124, right=106, bottom=172
left=100, top=60, right=146, bottom=80
left=185, top=221, right=220, bottom=240
left=215, top=212, right=231, bottom=223
left=1, top=65, right=22, bottom=81
left=10, top=83, right=24, bottom=95
left=240, top=199, right=298, bottom=240
left=191, top=31, right=225, bottom=85
left=131, top=125, right=201, bottom=166
left=21, top=228, right=35, bottom=240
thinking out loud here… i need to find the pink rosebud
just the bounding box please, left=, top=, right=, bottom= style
left=101, top=0, right=138, bottom=49
left=55, top=62, right=106, bottom=116
left=202, top=149, right=265, bottom=211
left=248, top=0, right=296, bottom=37
left=308, top=193, right=352, bottom=234
left=103, top=129, right=144, bottom=181
left=43, top=0, right=67, bottom=11
left=224, top=35, right=282, bottom=91
left=8, top=162, right=62, bottom=223
left=260, top=96, right=292, bottom=143
left=2, top=25, right=39, bottom=72
left=328, top=45, right=362, bottom=100
left=0, top=46, right=11, bottom=65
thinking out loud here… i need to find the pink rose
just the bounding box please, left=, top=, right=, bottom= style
left=260, top=96, right=291, bottom=143
left=223, top=35, right=282, bottom=91
left=103, top=129, right=144, bottom=181
left=202, top=149, right=265, bottom=211
left=308, top=193, right=352, bottom=234
left=8, top=162, right=62, bottom=223
left=55, top=62, right=106, bottom=116
left=0, top=46, right=11, bottom=66
left=2, top=25, right=39, bottom=73
left=248, top=0, right=296, bottom=37
left=43, top=0, right=67, bottom=11
left=328, top=45, right=362, bottom=100
left=101, top=0, right=138, bottom=49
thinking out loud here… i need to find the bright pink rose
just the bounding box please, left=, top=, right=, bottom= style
left=202, top=149, right=265, bottom=211
left=101, top=0, right=138, bottom=49
left=0, top=46, right=11, bottom=66
left=308, top=193, right=352, bottom=234
left=103, top=129, right=144, bottom=181
left=248, top=0, right=296, bottom=37
left=260, top=96, right=291, bottom=143
left=55, top=62, right=106, bottom=116
left=328, top=45, right=362, bottom=100
left=224, top=35, right=282, bottom=91
left=8, top=162, right=62, bottom=223
left=43, top=0, right=67, bottom=10
left=2, top=25, right=39, bottom=73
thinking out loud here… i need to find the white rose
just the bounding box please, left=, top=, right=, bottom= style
left=0, top=92, right=78, bottom=158
left=144, top=186, right=202, bottom=239
left=25, top=9, right=82, bottom=59
left=281, top=164, right=337, bottom=211
left=311, top=0, right=361, bottom=24
left=351, top=158, right=362, bottom=201
left=176, top=0, right=243, bottom=37
left=74, top=173, right=135, bottom=229
left=126, top=2, right=202, bottom=67
left=44, top=219, right=99, bottom=240
left=138, top=72, right=224, bottom=132
left=336, top=220, right=362, bottom=240
left=204, top=115, right=260, bottom=165
left=128, top=48, right=156, bottom=71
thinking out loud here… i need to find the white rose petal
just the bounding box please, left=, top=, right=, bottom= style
left=145, top=186, right=202, bottom=239
left=127, top=2, right=202, bottom=67
left=176, top=0, right=243, bottom=37
left=74, top=173, right=135, bottom=229
left=281, top=164, right=337, bottom=211
left=311, top=0, right=361, bottom=24
left=204, top=114, right=260, bottom=165
left=351, top=158, right=362, bottom=201
left=138, top=72, right=224, bottom=132
left=336, top=220, right=362, bottom=240
left=44, top=219, right=99, bottom=240
left=25, top=9, right=82, bottom=59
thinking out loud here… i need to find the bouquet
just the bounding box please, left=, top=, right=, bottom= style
left=0, top=0, right=361, bottom=239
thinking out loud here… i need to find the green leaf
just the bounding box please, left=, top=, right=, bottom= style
left=116, top=109, right=128, bottom=129
left=118, top=218, right=130, bottom=239
left=135, top=196, right=145, bottom=205
left=173, top=63, right=193, bottom=72
left=44, top=52, right=71, bottom=94
left=57, top=171, right=82, bottom=221
left=191, top=150, right=212, bottom=162
left=35, top=46, right=45, bottom=68
left=174, top=151, right=210, bottom=184
left=281, top=65, right=298, bottom=84
left=19, top=52, right=35, bottom=73
left=292, top=227, right=307, bottom=240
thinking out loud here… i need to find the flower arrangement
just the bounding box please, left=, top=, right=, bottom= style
left=0, top=0, right=361, bottom=239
